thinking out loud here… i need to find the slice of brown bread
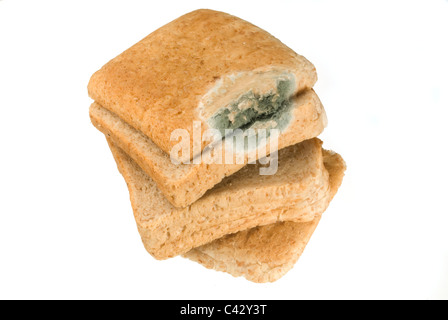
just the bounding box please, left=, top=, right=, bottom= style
left=90, top=89, right=327, bottom=208
left=88, top=9, right=318, bottom=163
left=184, top=150, right=346, bottom=282
left=107, top=138, right=332, bottom=260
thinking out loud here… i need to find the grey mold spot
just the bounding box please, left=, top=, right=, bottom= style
left=209, top=78, right=294, bottom=144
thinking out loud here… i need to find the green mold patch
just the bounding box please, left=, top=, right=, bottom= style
left=209, top=78, right=294, bottom=141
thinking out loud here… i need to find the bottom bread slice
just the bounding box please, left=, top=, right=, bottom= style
left=183, top=150, right=346, bottom=283
left=106, top=134, right=345, bottom=282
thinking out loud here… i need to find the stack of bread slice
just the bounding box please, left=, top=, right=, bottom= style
left=88, top=9, right=346, bottom=283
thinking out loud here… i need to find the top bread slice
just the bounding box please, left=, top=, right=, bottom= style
left=90, top=89, right=327, bottom=208
left=88, top=9, right=317, bottom=163
left=107, top=138, right=331, bottom=260
left=183, top=149, right=346, bottom=283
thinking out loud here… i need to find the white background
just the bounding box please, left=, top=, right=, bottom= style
left=0, top=0, right=447, bottom=300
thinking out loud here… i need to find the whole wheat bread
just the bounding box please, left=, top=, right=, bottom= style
left=107, top=138, right=332, bottom=260
left=88, top=9, right=318, bottom=163
left=90, top=89, right=326, bottom=207
left=184, top=150, right=346, bottom=282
